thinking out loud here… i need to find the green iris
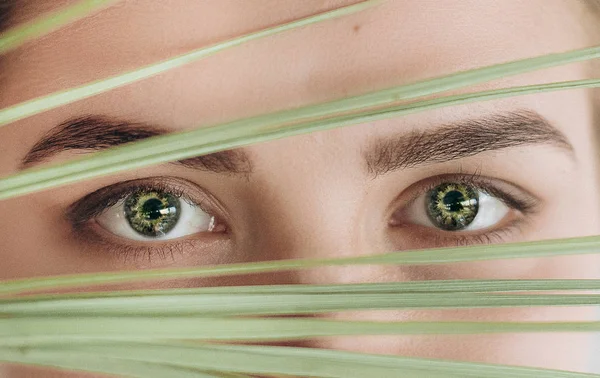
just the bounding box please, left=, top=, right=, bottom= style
left=427, top=183, right=479, bottom=231
left=124, top=190, right=181, bottom=237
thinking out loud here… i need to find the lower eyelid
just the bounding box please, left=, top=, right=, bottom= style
left=72, top=219, right=232, bottom=265
left=445, top=220, right=527, bottom=246
left=388, top=184, right=534, bottom=249
left=389, top=219, right=527, bottom=250
left=95, top=196, right=220, bottom=242
left=388, top=174, right=541, bottom=228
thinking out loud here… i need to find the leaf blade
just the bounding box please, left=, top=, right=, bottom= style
left=0, top=0, right=121, bottom=55
left=2, top=235, right=599, bottom=296
left=3, top=317, right=600, bottom=347
left=9, top=342, right=597, bottom=378
left=1, top=77, right=598, bottom=200
left=0, top=347, right=239, bottom=378
left=0, top=0, right=382, bottom=128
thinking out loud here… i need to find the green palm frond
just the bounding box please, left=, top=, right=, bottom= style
left=0, top=0, right=381, bottom=128
left=1, top=1, right=600, bottom=377
left=1, top=76, right=599, bottom=200
left=7, top=277, right=600, bottom=299
left=5, top=317, right=600, bottom=347
left=5, top=292, right=600, bottom=317
left=4, top=342, right=598, bottom=378
left=3, top=235, right=599, bottom=295
left=0, top=0, right=121, bottom=55
left=1, top=347, right=239, bottom=378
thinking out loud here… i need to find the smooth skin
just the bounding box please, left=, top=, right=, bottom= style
left=1, top=0, right=600, bottom=376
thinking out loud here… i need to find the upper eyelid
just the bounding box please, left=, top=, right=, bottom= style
left=395, top=173, right=541, bottom=215
left=67, top=174, right=540, bottom=231
left=65, top=177, right=219, bottom=226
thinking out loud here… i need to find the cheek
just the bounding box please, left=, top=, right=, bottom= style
left=528, top=173, right=600, bottom=242
left=306, top=306, right=595, bottom=370
left=0, top=197, right=78, bottom=279
left=0, top=193, right=125, bottom=279
left=0, top=197, right=57, bottom=279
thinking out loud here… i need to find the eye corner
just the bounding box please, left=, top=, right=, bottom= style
left=490, top=187, right=542, bottom=215
left=65, top=194, right=120, bottom=229
left=388, top=174, right=539, bottom=247
left=67, top=176, right=230, bottom=250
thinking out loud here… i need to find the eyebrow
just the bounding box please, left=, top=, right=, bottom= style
left=21, top=116, right=252, bottom=174
left=22, top=110, right=572, bottom=177
left=363, top=110, right=574, bottom=177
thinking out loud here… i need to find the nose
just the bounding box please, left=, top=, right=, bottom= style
left=240, top=172, right=419, bottom=356
left=233, top=133, right=428, bottom=355
left=245, top=164, right=396, bottom=284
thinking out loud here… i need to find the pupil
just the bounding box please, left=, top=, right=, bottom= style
left=443, top=190, right=465, bottom=212
left=426, top=183, right=479, bottom=232
left=124, top=191, right=181, bottom=237
left=141, top=198, right=166, bottom=220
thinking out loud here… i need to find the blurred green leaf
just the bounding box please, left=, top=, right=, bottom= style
left=7, top=278, right=600, bottom=302
left=3, top=342, right=596, bottom=378
left=0, top=0, right=381, bottom=128
left=0, top=347, right=244, bottom=378
left=0, top=0, right=120, bottom=55
left=1, top=77, right=598, bottom=200
left=2, top=235, right=599, bottom=296
left=3, top=317, right=600, bottom=347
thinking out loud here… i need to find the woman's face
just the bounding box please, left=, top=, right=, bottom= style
left=1, top=0, right=600, bottom=376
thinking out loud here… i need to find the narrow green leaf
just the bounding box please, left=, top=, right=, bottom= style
left=1, top=77, right=598, bottom=201
left=12, top=342, right=598, bottom=378
left=2, top=292, right=600, bottom=317
left=0, top=32, right=598, bottom=130
left=0, top=349, right=434, bottom=378
left=2, top=235, right=599, bottom=296
left=0, top=0, right=381, bottom=128
left=3, top=317, right=600, bottom=347
left=0, top=347, right=240, bottom=378
left=0, top=0, right=120, bottom=55
left=8, top=279, right=600, bottom=303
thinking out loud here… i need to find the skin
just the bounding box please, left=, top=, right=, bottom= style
left=1, top=0, right=600, bottom=376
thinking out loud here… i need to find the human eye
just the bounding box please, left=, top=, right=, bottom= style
left=389, top=174, right=541, bottom=247
left=66, top=177, right=228, bottom=260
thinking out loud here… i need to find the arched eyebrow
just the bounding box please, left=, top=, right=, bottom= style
left=363, top=110, right=574, bottom=178
left=20, top=116, right=253, bottom=175
left=21, top=110, right=573, bottom=178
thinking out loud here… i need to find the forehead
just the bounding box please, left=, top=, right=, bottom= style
left=0, top=0, right=593, bottom=150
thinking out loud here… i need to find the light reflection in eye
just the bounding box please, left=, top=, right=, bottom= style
left=96, top=189, right=216, bottom=242
left=66, top=172, right=540, bottom=263
left=389, top=175, right=540, bottom=243
left=403, top=182, right=510, bottom=232
left=420, top=182, right=511, bottom=231
left=425, top=182, right=481, bottom=231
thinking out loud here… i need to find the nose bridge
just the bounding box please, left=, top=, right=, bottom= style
left=243, top=132, right=393, bottom=284
left=248, top=177, right=414, bottom=354
left=247, top=174, right=391, bottom=287
left=258, top=176, right=363, bottom=260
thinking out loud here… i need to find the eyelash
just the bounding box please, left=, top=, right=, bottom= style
left=67, top=172, right=541, bottom=262
left=389, top=172, right=541, bottom=246
left=66, top=178, right=227, bottom=262
left=417, top=173, right=539, bottom=213
left=68, top=181, right=194, bottom=223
